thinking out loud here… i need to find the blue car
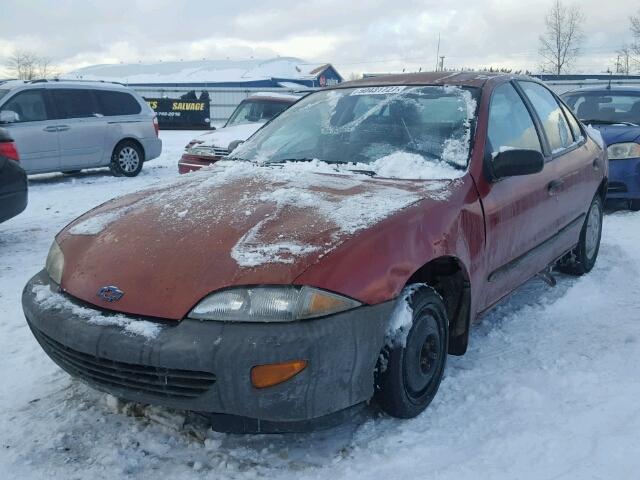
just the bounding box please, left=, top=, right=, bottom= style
left=562, top=87, right=640, bottom=210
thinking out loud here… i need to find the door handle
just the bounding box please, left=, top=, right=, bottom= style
left=548, top=179, right=564, bottom=195
left=56, top=125, right=70, bottom=132
left=43, top=126, right=58, bottom=132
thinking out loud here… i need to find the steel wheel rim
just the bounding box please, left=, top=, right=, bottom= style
left=585, top=202, right=601, bottom=260
left=118, top=147, right=139, bottom=173
left=404, top=313, right=442, bottom=398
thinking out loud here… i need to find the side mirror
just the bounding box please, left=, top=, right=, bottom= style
left=0, top=110, right=19, bottom=124
left=491, top=149, right=544, bottom=180
left=228, top=140, right=244, bottom=152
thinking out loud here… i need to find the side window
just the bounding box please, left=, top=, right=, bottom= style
left=94, top=90, right=142, bottom=116
left=487, top=83, right=542, bottom=155
left=1, top=89, right=49, bottom=122
left=560, top=103, right=583, bottom=141
left=518, top=81, right=573, bottom=153
left=51, top=89, right=99, bottom=119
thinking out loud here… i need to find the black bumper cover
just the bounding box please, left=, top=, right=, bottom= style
left=23, top=270, right=393, bottom=432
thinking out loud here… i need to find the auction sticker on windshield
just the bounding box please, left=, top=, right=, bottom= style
left=350, top=86, right=407, bottom=96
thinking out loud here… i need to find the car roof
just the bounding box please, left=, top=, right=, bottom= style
left=327, top=71, right=536, bottom=90
left=0, top=79, right=130, bottom=91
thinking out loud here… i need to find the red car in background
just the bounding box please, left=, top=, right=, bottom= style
left=24, top=73, right=606, bottom=432
left=178, top=92, right=301, bottom=173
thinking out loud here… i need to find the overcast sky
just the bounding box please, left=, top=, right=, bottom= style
left=0, top=0, right=637, bottom=78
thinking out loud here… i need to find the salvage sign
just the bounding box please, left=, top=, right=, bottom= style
left=144, top=98, right=211, bottom=130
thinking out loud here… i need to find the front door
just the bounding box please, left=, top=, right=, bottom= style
left=477, top=82, right=562, bottom=310
left=0, top=88, right=60, bottom=173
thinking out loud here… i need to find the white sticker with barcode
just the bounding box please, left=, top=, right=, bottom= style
left=349, top=86, right=407, bottom=96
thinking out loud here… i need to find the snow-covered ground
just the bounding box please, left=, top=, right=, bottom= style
left=1, top=130, right=639, bottom=479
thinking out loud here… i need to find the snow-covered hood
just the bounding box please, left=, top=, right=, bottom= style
left=56, top=161, right=454, bottom=320
left=196, top=123, right=264, bottom=150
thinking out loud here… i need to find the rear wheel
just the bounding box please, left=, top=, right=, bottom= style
left=629, top=199, right=640, bottom=211
left=110, top=141, right=144, bottom=177
left=557, top=195, right=603, bottom=276
left=375, top=285, right=448, bottom=418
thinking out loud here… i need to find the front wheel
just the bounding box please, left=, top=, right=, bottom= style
left=110, top=141, right=144, bottom=177
left=557, top=195, right=603, bottom=276
left=375, top=285, right=448, bottom=419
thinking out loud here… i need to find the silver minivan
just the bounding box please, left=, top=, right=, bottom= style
left=0, top=80, right=162, bottom=177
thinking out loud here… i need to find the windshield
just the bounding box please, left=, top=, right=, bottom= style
left=0, top=89, right=9, bottom=102
left=231, top=85, right=479, bottom=176
left=225, top=99, right=292, bottom=127
left=563, top=91, right=640, bottom=125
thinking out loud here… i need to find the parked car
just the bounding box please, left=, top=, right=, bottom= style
left=178, top=92, right=301, bottom=173
left=0, top=79, right=162, bottom=177
left=23, top=73, right=606, bottom=432
left=561, top=87, right=640, bottom=209
left=0, top=127, right=27, bottom=223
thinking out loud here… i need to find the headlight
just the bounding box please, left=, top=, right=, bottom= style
left=45, top=240, right=64, bottom=284
left=188, top=286, right=362, bottom=322
left=607, top=142, right=640, bottom=160
left=187, top=145, right=215, bottom=157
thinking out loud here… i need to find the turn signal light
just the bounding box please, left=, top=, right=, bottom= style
left=250, top=360, right=308, bottom=389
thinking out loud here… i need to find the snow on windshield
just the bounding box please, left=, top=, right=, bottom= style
left=232, top=85, right=478, bottom=180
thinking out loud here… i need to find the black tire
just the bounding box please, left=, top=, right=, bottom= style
left=109, top=141, right=144, bottom=177
left=375, top=285, right=449, bottom=419
left=630, top=200, right=640, bottom=211
left=62, top=170, right=82, bottom=175
left=557, top=195, right=603, bottom=276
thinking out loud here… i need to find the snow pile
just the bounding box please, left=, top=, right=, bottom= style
left=32, top=284, right=162, bottom=339
left=364, top=152, right=465, bottom=180
left=587, top=125, right=606, bottom=149
left=385, top=284, right=428, bottom=348
left=69, top=208, right=130, bottom=235
left=441, top=86, right=477, bottom=168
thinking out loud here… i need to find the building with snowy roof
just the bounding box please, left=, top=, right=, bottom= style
left=66, top=58, right=342, bottom=125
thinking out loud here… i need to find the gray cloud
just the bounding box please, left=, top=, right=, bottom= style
left=0, top=0, right=636, bottom=77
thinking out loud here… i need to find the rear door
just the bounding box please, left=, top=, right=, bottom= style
left=517, top=81, right=598, bottom=259
left=49, top=88, right=107, bottom=170
left=0, top=88, right=60, bottom=173
left=479, top=82, right=563, bottom=309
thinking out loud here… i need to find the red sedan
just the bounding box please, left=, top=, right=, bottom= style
left=24, top=73, right=606, bottom=432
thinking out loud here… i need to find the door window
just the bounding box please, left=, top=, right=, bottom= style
left=487, top=83, right=542, bottom=155
left=1, top=89, right=49, bottom=122
left=51, top=89, right=100, bottom=119
left=518, top=81, right=573, bottom=153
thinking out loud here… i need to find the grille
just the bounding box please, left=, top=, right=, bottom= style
left=34, top=329, right=216, bottom=399
left=608, top=181, right=628, bottom=193
left=212, top=147, right=229, bottom=157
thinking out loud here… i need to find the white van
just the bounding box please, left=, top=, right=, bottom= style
left=0, top=80, right=162, bottom=177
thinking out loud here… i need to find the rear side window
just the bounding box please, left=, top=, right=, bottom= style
left=518, top=81, right=573, bottom=153
left=1, top=89, right=49, bottom=122
left=560, top=103, right=583, bottom=141
left=487, top=83, right=542, bottom=155
left=51, top=89, right=99, bottom=119
left=94, top=90, right=142, bottom=116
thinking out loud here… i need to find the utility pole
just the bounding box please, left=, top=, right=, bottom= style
left=616, top=55, right=622, bottom=74
left=439, top=56, right=446, bottom=72
left=435, top=34, right=441, bottom=72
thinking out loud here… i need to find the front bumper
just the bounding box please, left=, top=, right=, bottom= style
left=607, top=157, right=640, bottom=199
left=23, top=270, right=392, bottom=431
left=178, top=154, right=221, bottom=174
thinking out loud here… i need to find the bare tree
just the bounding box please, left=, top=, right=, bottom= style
left=5, top=51, right=57, bottom=80
left=539, top=0, right=585, bottom=75
left=631, top=11, right=640, bottom=60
